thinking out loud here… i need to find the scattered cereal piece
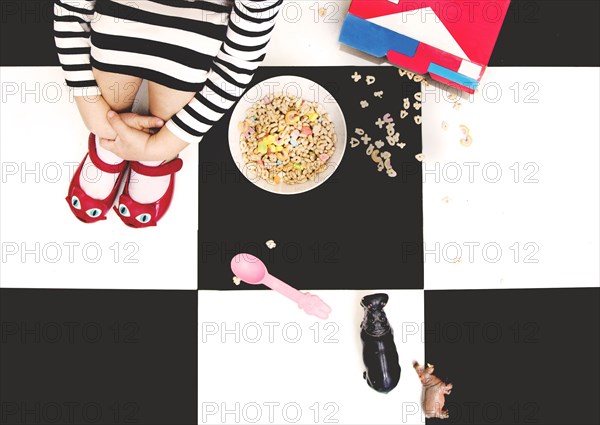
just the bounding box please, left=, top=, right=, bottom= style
left=351, top=72, right=361, bottom=82
left=387, top=169, right=397, bottom=178
left=448, top=93, right=458, bottom=101
left=366, top=144, right=375, bottom=155
left=374, top=91, right=383, bottom=98
left=403, top=98, right=411, bottom=109
left=413, top=102, right=422, bottom=111
left=380, top=151, right=391, bottom=160
left=361, top=134, right=372, bottom=144
left=386, top=133, right=400, bottom=145
left=407, top=72, right=415, bottom=80
left=319, top=7, right=326, bottom=16
left=415, top=153, right=424, bottom=162
left=442, top=196, right=450, bottom=204
left=442, top=121, right=449, bottom=130
left=386, top=124, right=396, bottom=137
left=413, top=75, right=424, bottom=83
left=371, top=149, right=381, bottom=162
left=400, top=110, right=409, bottom=119
left=384, top=158, right=392, bottom=170
left=453, top=102, right=462, bottom=111
left=360, top=100, right=369, bottom=108
left=414, top=92, right=422, bottom=102
left=414, top=115, right=422, bottom=125
left=460, top=135, right=473, bottom=147
left=383, top=113, right=393, bottom=123
left=451, top=256, right=462, bottom=264
left=375, top=117, right=386, bottom=129
left=349, top=137, right=360, bottom=148
left=375, top=140, right=385, bottom=149
left=266, top=240, right=277, bottom=249
left=355, top=128, right=365, bottom=136
left=366, top=75, right=376, bottom=85
left=233, top=276, right=241, bottom=285
left=377, top=161, right=385, bottom=172
left=398, top=142, right=406, bottom=149
left=398, top=69, right=407, bottom=77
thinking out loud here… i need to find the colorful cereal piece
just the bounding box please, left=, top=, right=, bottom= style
left=319, top=153, right=330, bottom=163
left=307, top=112, right=319, bottom=122
left=301, top=126, right=313, bottom=136
left=383, top=113, right=393, bottom=123
left=293, top=163, right=303, bottom=170
left=257, top=140, right=268, bottom=154
left=285, top=111, right=300, bottom=124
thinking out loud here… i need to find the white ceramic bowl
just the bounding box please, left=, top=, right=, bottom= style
left=228, top=76, right=347, bottom=195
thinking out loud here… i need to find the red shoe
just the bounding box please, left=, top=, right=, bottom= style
left=66, top=133, right=128, bottom=223
left=113, top=158, right=183, bottom=228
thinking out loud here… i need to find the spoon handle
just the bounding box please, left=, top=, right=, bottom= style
left=262, top=273, right=302, bottom=303
left=262, top=274, right=331, bottom=320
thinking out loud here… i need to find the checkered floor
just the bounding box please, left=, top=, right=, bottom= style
left=1, top=1, right=599, bottom=424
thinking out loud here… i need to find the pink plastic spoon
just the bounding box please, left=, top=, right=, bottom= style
left=231, top=253, right=332, bottom=320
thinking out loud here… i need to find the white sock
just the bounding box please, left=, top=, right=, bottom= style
left=128, top=160, right=171, bottom=204
left=79, top=136, right=125, bottom=200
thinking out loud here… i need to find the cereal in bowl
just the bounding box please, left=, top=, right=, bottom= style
left=239, top=94, right=336, bottom=185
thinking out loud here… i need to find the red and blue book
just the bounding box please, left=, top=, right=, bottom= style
left=339, top=0, right=511, bottom=93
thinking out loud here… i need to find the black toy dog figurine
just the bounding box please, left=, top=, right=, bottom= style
left=360, top=293, right=401, bottom=393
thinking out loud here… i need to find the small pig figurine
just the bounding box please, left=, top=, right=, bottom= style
left=360, top=293, right=401, bottom=393
left=413, top=361, right=453, bottom=419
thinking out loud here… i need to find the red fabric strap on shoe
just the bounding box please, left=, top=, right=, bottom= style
left=130, top=158, right=183, bottom=177
left=87, top=133, right=127, bottom=174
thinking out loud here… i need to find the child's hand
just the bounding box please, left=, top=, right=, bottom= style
left=100, top=111, right=189, bottom=161
left=75, top=96, right=163, bottom=140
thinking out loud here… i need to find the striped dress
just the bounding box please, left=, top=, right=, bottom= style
left=53, top=0, right=283, bottom=143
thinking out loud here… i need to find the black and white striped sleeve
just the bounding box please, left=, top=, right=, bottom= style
left=54, top=0, right=100, bottom=97
left=165, top=0, right=283, bottom=144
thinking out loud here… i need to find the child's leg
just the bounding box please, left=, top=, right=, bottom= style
left=94, top=67, right=143, bottom=113
left=80, top=68, right=142, bottom=199
left=126, top=82, right=196, bottom=203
